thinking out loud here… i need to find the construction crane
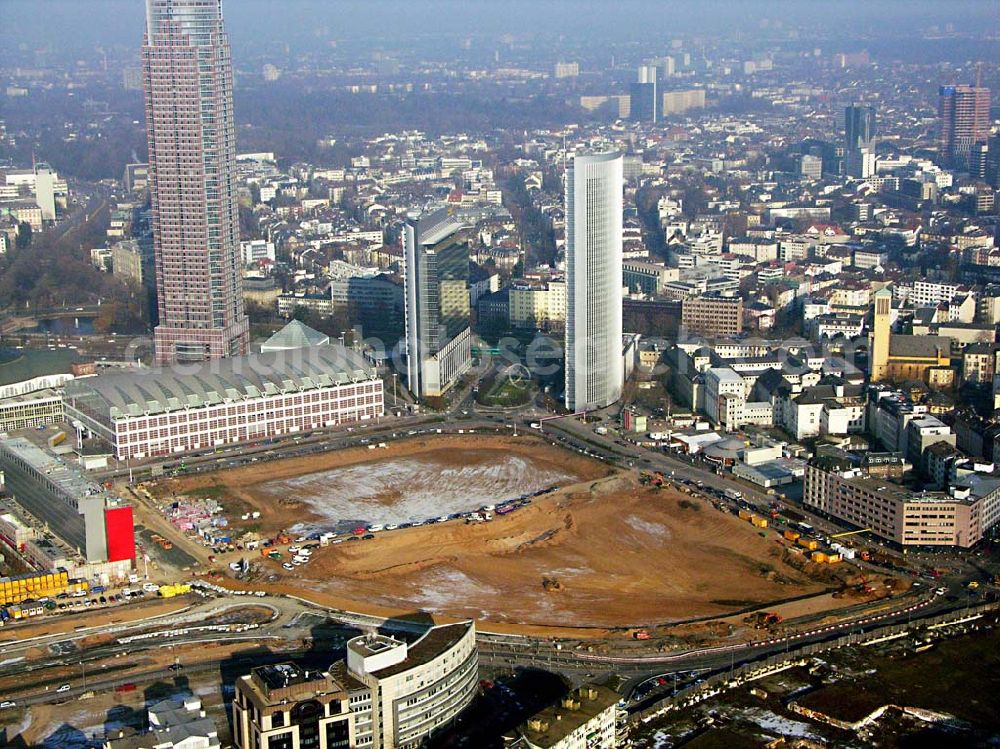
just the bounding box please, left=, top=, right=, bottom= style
left=830, top=528, right=871, bottom=539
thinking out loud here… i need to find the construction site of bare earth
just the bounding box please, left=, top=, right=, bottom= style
left=154, top=434, right=896, bottom=639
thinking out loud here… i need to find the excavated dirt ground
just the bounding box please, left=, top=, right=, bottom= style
left=160, top=436, right=839, bottom=630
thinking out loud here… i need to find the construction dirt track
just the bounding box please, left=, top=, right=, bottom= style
left=163, top=435, right=833, bottom=633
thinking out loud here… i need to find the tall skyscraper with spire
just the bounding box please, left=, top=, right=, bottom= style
left=143, top=0, right=248, bottom=364
left=564, top=151, right=624, bottom=413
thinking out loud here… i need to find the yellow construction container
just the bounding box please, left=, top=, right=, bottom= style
left=751, top=516, right=768, bottom=528
left=827, top=554, right=841, bottom=564
left=159, top=583, right=192, bottom=599
left=798, top=538, right=819, bottom=551
left=0, top=570, right=72, bottom=605
left=811, top=551, right=828, bottom=563
left=738, top=510, right=752, bottom=521
left=783, top=530, right=801, bottom=541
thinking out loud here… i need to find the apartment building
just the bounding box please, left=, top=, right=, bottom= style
left=805, top=452, right=1000, bottom=548
left=681, top=295, right=743, bottom=338
left=509, top=279, right=567, bottom=330
left=516, top=684, right=620, bottom=749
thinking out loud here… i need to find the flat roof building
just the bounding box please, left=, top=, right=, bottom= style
left=805, top=455, right=1000, bottom=548
left=232, top=664, right=353, bottom=749
left=682, top=295, right=743, bottom=338
left=517, top=684, right=620, bottom=749
left=0, top=438, right=134, bottom=578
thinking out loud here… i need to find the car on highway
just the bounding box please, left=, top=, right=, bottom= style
left=57, top=684, right=71, bottom=693
left=0, top=701, right=15, bottom=709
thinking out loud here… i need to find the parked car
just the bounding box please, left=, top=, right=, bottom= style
left=57, top=684, right=71, bottom=693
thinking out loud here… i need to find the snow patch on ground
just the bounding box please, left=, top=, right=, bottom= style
left=413, top=569, right=499, bottom=611
left=743, top=708, right=822, bottom=739
left=257, top=453, right=574, bottom=530
left=626, top=515, right=671, bottom=539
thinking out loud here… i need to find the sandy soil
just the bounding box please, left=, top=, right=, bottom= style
left=266, top=475, right=828, bottom=628
left=157, top=434, right=607, bottom=536
left=151, top=436, right=858, bottom=634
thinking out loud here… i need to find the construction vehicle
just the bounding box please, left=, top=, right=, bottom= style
left=639, top=471, right=665, bottom=488
left=856, top=569, right=874, bottom=595
left=745, top=611, right=783, bottom=629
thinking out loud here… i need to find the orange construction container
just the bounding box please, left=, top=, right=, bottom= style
left=783, top=530, right=801, bottom=541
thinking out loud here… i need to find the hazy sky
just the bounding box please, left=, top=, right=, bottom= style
left=4, top=0, right=999, bottom=58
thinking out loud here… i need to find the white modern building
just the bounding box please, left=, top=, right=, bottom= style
left=233, top=622, right=477, bottom=749
left=342, top=621, right=478, bottom=748
left=241, top=239, right=276, bottom=265
left=565, top=151, right=624, bottom=412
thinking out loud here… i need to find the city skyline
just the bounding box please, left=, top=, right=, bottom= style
left=1, top=2, right=999, bottom=747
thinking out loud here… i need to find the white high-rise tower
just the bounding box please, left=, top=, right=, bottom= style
left=564, top=151, right=624, bottom=413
